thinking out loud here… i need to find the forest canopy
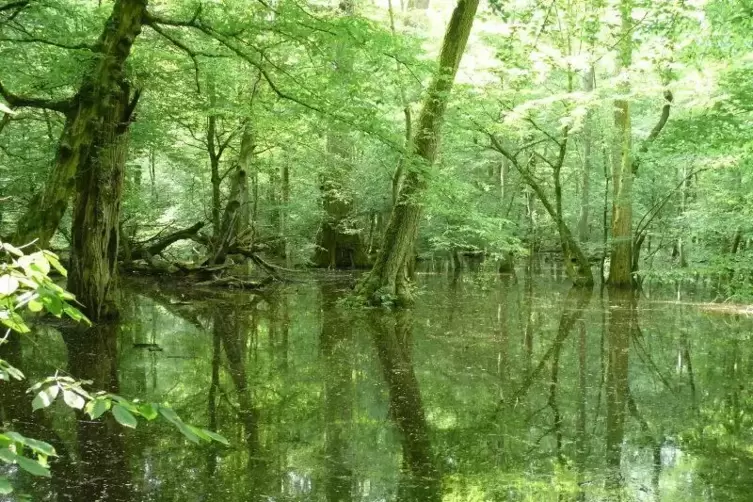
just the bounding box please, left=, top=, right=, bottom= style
left=0, top=0, right=750, bottom=305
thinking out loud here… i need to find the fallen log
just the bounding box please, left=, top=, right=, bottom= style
left=124, top=221, right=205, bottom=261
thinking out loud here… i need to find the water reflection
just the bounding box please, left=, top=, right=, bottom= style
left=62, top=325, right=131, bottom=501
left=319, top=282, right=354, bottom=502
left=8, top=273, right=753, bottom=501
left=369, top=310, right=441, bottom=502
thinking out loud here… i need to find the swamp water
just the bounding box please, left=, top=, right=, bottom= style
left=3, top=272, right=753, bottom=501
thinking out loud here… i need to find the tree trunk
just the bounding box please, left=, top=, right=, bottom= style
left=314, top=0, right=368, bottom=269
left=607, top=0, right=634, bottom=288
left=356, top=0, right=479, bottom=306
left=578, top=66, right=594, bottom=244
left=68, top=84, right=139, bottom=321
left=13, top=0, right=147, bottom=248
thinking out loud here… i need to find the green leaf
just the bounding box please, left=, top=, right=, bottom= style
left=158, top=406, right=181, bottom=425
left=0, top=448, right=17, bottom=463
left=41, top=294, right=62, bottom=317
left=27, top=299, right=43, bottom=312
left=137, top=403, right=158, bottom=421
left=0, top=476, right=12, bottom=494
left=0, top=311, right=29, bottom=333
left=176, top=422, right=201, bottom=444
left=32, top=385, right=60, bottom=411
left=16, top=455, right=50, bottom=477
left=62, top=389, right=85, bottom=410
left=87, top=398, right=110, bottom=419
left=202, top=429, right=230, bottom=446
left=42, top=251, right=67, bottom=277
left=20, top=438, right=56, bottom=458
left=0, top=275, right=19, bottom=296
left=112, top=404, right=138, bottom=429
left=63, top=304, right=87, bottom=323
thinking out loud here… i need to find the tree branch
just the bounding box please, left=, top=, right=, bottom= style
left=632, top=89, right=673, bottom=175
left=145, top=10, right=326, bottom=116
left=0, top=36, right=93, bottom=51
left=0, top=80, right=71, bottom=112
left=0, top=0, right=27, bottom=13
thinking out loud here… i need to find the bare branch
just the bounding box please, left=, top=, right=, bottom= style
left=0, top=80, right=71, bottom=112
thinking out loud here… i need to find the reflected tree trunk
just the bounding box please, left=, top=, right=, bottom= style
left=63, top=325, right=132, bottom=502
left=213, top=309, right=268, bottom=499
left=319, top=282, right=355, bottom=501
left=369, top=311, right=441, bottom=502
left=605, top=287, right=633, bottom=493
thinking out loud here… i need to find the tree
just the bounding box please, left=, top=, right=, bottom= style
left=356, top=0, right=480, bottom=306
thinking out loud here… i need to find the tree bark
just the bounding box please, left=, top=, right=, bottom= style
left=356, top=0, right=479, bottom=306
left=13, top=0, right=147, bottom=248
left=68, top=84, right=139, bottom=321
left=607, top=0, right=634, bottom=288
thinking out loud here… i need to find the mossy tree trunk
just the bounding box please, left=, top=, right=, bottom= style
left=356, top=0, right=479, bottom=306
left=11, top=0, right=148, bottom=249
left=607, top=0, right=634, bottom=288
left=68, top=84, right=140, bottom=321
left=314, top=0, right=369, bottom=269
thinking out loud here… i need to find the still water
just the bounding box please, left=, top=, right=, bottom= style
left=3, top=272, right=753, bottom=501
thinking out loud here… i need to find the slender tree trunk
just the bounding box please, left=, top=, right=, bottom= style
left=607, top=0, right=634, bottom=287
left=281, top=163, right=291, bottom=267
left=13, top=0, right=147, bottom=248
left=578, top=66, right=595, bottom=243
left=356, top=0, right=479, bottom=306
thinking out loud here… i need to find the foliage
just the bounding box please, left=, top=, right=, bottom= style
left=0, top=241, right=227, bottom=495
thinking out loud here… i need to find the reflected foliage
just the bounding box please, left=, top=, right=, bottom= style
left=7, top=273, right=753, bottom=500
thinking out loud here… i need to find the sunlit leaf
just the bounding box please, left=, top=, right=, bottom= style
left=202, top=429, right=229, bottom=446
left=0, top=275, right=19, bottom=296
left=137, top=403, right=158, bottom=421
left=87, top=398, right=110, bottom=419
left=32, top=385, right=59, bottom=411
left=62, top=389, right=85, bottom=410
left=27, top=299, right=43, bottom=312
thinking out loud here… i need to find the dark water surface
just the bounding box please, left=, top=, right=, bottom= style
left=4, top=272, right=753, bottom=501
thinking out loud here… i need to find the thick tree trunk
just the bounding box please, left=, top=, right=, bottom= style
left=68, top=84, right=139, bottom=321
left=314, top=0, right=368, bottom=269
left=13, top=0, right=147, bottom=248
left=607, top=0, right=634, bottom=288
left=356, top=0, right=479, bottom=306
